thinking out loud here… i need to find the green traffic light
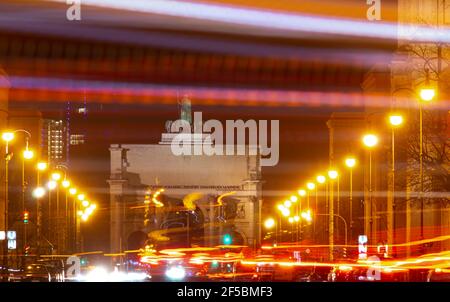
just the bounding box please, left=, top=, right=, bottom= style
left=223, top=234, right=232, bottom=245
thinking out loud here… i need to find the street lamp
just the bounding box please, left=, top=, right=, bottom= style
left=21, top=142, right=34, bottom=256
left=306, top=182, right=317, bottom=237
left=362, top=134, right=378, bottom=148
left=418, top=85, right=435, bottom=241
left=328, top=170, right=338, bottom=180
left=306, top=182, right=315, bottom=208
left=33, top=187, right=46, bottom=199
left=1, top=131, right=13, bottom=280
left=2, top=129, right=34, bottom=271
left=290, top=195, right=298, bottom=203
left=344, top=156, right=356, bottom=241
left=62, top=180, right=71, bottom=188
left=284, top=200, right=292, bottom=208
left=327, top=170, right=339, bottom=261
left=389, top=114, right=403, bottom=127
left=23, top=149, right=34, bottom=160
left=36, top=161, right=47, bottom=187
left=47, top=180, right=57, bottom=190
left=37, top=162, right=47, bottom=171
left=276, top=204, right=290, bottom=243
left=51, top=172, right=62, bottom=181
left=388, top=114, right=403, bottom=247
left=345, top=157, right=356, bottom=169
left=2, top=132, right=14, bottom=143
left=264, top=218, right=275, bottom=230
left=68, top=186, right=79, bottom=252
left=281, top=208, right=290, bottom=217
left=301, top=210, right=312, bottom=223
left=316, top=175, right=326, bottom=184
left=419, top=88, right=436, bottom=102
left=298, top=189, right=306, bottom=197
left=328, top=170, right=340, bottom=215
left=362, top=133, right=378, bottom=245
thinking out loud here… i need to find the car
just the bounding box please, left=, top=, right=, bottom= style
left=20, top=264, right=61, bottom=282
left=427, top=268, right=450, bottom=282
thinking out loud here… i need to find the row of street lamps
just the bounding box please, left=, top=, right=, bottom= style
left=263, top=84, right=436, bottom=259
left=1, top=130, right=97, bottom=276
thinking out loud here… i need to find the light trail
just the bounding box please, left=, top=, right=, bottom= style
left=6, top=75, right=449, bottom=109
left=47, top=0, right=449, bottom=43
left=217, top=191, right=236, bottom=206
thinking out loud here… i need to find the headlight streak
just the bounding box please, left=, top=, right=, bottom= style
left=77, top=266, right=149, bottom=282
left=135, top=243, right=450, bottom=281
left=46, top=0, right=449, bottom=44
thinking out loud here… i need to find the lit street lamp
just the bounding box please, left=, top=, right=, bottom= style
left=306, top=182, right=315, bottom=210
left=316, top=175, right=326, bottom=184
left=344, top=156, right=356, bottom=241
left=264, top=218, right=275, bottom=230
left=362, top=133, right=378, bottom=245
left=33, top=187, right=46, bottom=199
left=298, top=189, right=306, bottom=197
left=388, top=114, right=403, bottom=247
left=327, top=170, right=338, bottom=261
left=2, top=129, right=34, bottom=270
left=1, top=131, right=13, bottom=279
left=21, top=137, right=34, bottom=257
left=418, top=82, right=435, bottom=241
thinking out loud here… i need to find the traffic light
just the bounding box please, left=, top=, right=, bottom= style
left=23, top=211, right=29, bottom=224
left=24, top=245, right=30, bottom=256
left=223, top=233, right=232, bottom=245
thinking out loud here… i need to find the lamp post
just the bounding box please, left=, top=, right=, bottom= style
left=289, top=195, right=298, bottom=243
left=344, top=157, right=356, bottom=242
left=277, top=204, right=290, bottom=243
left=328, top=170, right=338, bottom=261
left=1, top=131, right=14, bottom=280
left=51, top=171, right=63, bottom=252
left=35, top=162, right=47, bottom=254
left=392, top=79, right=436, bottom=254
left=2, top=129, right=33, bottom=271
left=317, top=175, right=326, bottom=245
left=47, top=179, right=57, bottom=248
left=298, top=189, right=306, bottom=243
left=21, top=141, right=34, bottom=263
left=68, top=187, right=78, bottom=252
left=306, top=182, right=315, bottom=237
left=362, top=133, right=379, bottom=246
left=388, top=114, right=403, bottom=247
left=419, top=82, right=435, bottom=241
left=32, top=185, right=45, bottom=256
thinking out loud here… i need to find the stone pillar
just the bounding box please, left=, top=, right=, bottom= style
left=108, top=145, right=128, bottom=255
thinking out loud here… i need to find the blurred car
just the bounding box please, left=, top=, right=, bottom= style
left=329, top=265, right=409, bottom=282
left=427, top=268, right=450, bottom=282
left=19, top=264, right=64, bottom=282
